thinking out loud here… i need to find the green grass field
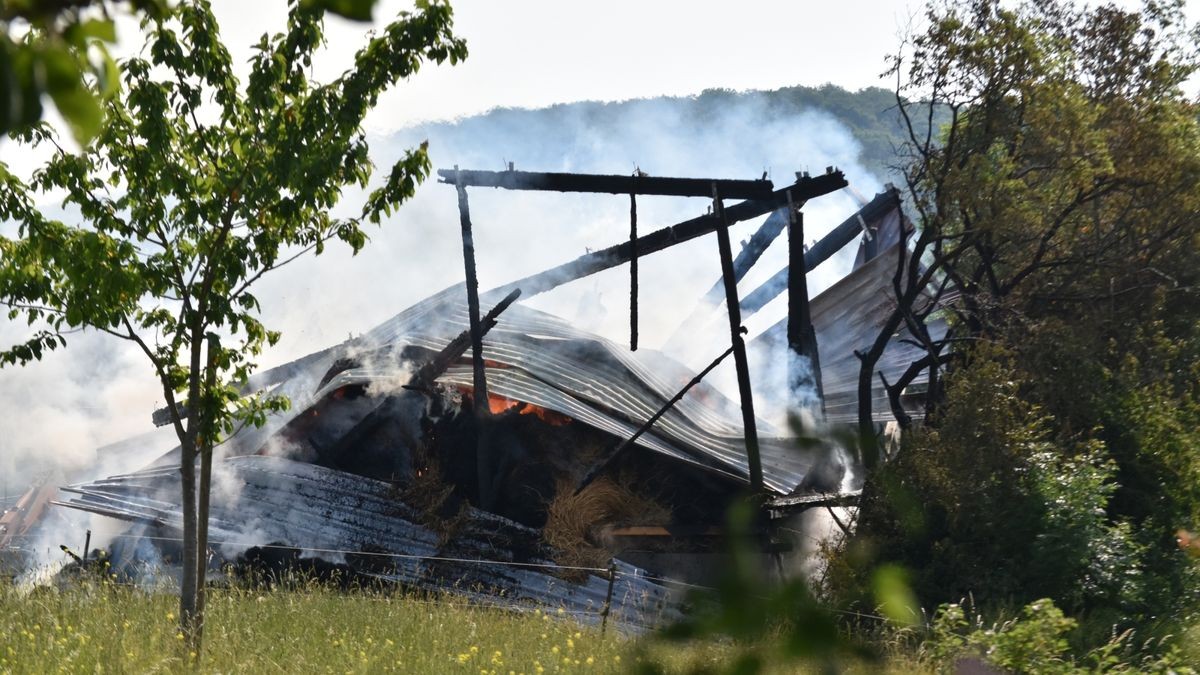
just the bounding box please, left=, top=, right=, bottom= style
left=10, top=575, right=1185, bottom=673
left=0, top=578, right=735, bottom=674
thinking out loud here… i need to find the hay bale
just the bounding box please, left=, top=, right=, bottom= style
left=541, top=474, right=671, bottom=579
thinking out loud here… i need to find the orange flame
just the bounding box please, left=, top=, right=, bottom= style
left=458, top=387, right=572, bottom=426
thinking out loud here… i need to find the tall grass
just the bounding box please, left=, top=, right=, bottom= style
left=0, top=575, right=727, bottom=673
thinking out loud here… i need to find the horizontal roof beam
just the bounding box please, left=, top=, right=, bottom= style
left=485, top=169, right=848, bottom=300
left=436, top=168, right=775, bottom=199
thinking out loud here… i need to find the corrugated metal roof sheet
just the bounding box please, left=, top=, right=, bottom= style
left=754, top=243, right=949, bottom=423
left=56, top=456, right=681, bottom=630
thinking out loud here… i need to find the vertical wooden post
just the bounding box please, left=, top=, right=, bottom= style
left=629, top=193, right=638, bottom=352
left=601, top=558, right=617, bottom=633
left=712, top=183, right=763, bottom=493
left=82, top=529, right=91, bottom=564
left=786, top=197, right=824, bottom=412
left=454, top=167, right=494, bottom=509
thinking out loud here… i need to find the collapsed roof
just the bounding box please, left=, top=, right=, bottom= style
left=21, top=171, right=947, bottom=629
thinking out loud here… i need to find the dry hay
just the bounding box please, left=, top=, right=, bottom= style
left=541, top=473, right=671, bottom=581
left=392, top=457, right=470, bottom=546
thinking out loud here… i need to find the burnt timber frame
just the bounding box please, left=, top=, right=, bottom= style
left=740, top=189, right=900, bottom=318
left=787, top=209, right=823, bottom=409
left=444, top=167, right=847, bottom=497
left=712, top=184, right=763, bottom=492
left=215, top=170, right=846, bottom=403
left=453, top=169, right=497, bottom=510
left=485, top=170, right=847, bottom=300
left=437, top=168, right=774, bottom=199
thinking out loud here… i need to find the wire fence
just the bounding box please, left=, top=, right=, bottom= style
left=2, top=530, right=891, bottom=625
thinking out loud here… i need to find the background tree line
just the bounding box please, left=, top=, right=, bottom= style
left=825, top=0, right=1200, bottom=664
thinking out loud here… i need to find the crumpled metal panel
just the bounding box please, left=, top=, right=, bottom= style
left=346, top=296, right=817, bottom=494
left=138, top=284, right=825, bottom=497
left=753, top=243, right=948, bottom=424
left=55, top=456, right=681, bottom=630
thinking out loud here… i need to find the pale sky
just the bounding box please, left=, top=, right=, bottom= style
left=190, top=0, right=1196, bottom=133
left=116, top=0, right=928, bottom=133
left=2, top=0, right=1198, bottom=489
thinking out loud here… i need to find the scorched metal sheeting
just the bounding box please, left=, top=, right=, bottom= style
left=56, top=456, right=680, bottom=631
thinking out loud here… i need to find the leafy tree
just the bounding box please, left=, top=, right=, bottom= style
left=0, top=0, right=168, bottom=143
left=842, top=0, right=1200, bottom=651
left=0, top=0, right=465, bottom=652
left=844, top=348, right=1144, bottom=614
left=0, top=1, right=383, bottom=143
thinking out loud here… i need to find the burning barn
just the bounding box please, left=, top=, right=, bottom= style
left=2, top=167, right=936, bottom=629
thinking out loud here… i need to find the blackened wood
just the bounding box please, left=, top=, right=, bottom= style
left=487, top=171, right=847, bottom=301
left=664, top=206, right=794, bottom=351
left=703, top=207, right=791, bottom=303
left=629, top=193, right=638, bottom=351
left=316, top=291, right=521, bottom=466
left=573, top=344, right=737, bottom=496
left=740, top=188, right=901, bottom=317
left=437, top=168, right=774, bottom=199
left=207, top=174, right=846, bottom=408
left=787, top=208, right=824, bottom=409
left=454, top=174, right=495, bottom=510
left=712, top=184, right=764, bottom=494
left=411, top=288, right=522, bottom=389
left=455, top=181, right=489, bottom=408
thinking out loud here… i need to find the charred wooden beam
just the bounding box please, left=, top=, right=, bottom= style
left=705, top=207, right=791, bottom=302
left=663, top=206, right=793, bottom=350
left=573, top=344, right=736, bottom=496
left=487, top=170, right=847, bottom=301
left=629, top=193, right=638, bottom=351
left=206, top=173, right=846, bottom=410
left=315, top=290, right=521, bottom=472
left=765, top=490, right=862, bottom=514
left=410, top=288, right=522, bottom=389
left=437, top=168, right=774, bottom=199
left=712, top=184, right=763, bottom=493
left=740, top=188, right=901, bottom=317
left=454, top=173, right=496, bottom=511
left=787, top=209, right=823, bottom=409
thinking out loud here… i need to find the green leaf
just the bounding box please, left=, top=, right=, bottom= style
left=873, top=564, right=921, bottom=627
left=41, top=43, right=103, bottom=144
left=91, top=41, right=122, bottom=98
left=64, top=19, right=118, bottom=47
left=302, top=0, right=376, bottom=22
left=1, top=39, right=44, bottom=135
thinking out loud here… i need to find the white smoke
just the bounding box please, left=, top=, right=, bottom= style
left=0, top=89, right=883, bottom=508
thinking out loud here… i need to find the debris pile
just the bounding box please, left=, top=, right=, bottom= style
left=3, top=166, right=945, bottom=630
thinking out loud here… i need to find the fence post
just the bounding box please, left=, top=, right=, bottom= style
left=601, top=558, right=617, bottom=633
left=82, top=529, right=91, bottom=564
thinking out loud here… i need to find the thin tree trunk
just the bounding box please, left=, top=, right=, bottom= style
left=857, top=310, right=904, bottom=470
left=194, top=338, right=217, bottom=652
left=178, top=435, right=198, bottom=646
left=179, top=324, right=205, bottom=651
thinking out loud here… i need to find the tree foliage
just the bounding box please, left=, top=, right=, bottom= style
left=0, top=0, right=170, bottom=143
left=838, top=0, right=1200, bottom=654
left=0, top=0, right=465, bottom=651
